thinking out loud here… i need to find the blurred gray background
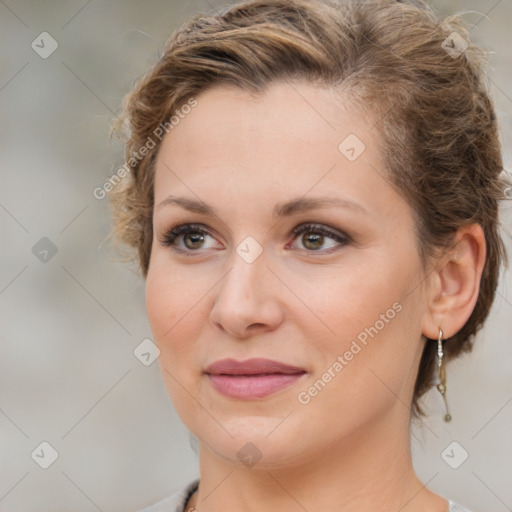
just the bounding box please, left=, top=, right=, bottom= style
left=1, top=1, right=511, bottom=511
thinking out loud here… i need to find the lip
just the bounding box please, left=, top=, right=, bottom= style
left=205, top=358, right=306, bottom=399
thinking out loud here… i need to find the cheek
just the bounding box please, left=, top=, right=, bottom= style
left=290, top=259, right=404, bottom=346
left=298, top=255, right=423, bottom=398
left=145, top=262, right=206, bottom=420
left=145, top=264, right=175, bottom=341
left=145, top=260, right=203, bottom=364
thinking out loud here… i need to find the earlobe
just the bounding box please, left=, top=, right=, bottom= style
left=421, top=224, right=487, bottom=340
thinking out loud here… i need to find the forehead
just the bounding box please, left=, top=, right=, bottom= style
left=153, top=80, right=398, bottom=220
left=158, top=81, right=373, bottom=155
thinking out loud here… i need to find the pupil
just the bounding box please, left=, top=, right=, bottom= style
left=185, top=233, right=204, bottom=249
left=303, top=233, right=323, bottom=250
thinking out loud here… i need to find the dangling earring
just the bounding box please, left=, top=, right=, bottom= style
left=436, top=328, right=452, bottom=422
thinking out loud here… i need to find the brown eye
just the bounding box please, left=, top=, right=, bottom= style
left=160, top=223, right=220, bottom=253
left=302, top=232, right=325, bottom=250
left=290, top=223, right=350, bottom=253
left=183, top=232, right=206, bottom=250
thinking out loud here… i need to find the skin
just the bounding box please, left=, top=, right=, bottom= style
left=145, top=81, right=486, bottom=512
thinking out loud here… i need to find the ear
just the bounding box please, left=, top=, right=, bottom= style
left=421, top=224, right=487, bottom=340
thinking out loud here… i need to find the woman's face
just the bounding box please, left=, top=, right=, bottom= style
left=146, top=81, right=430, bottom=467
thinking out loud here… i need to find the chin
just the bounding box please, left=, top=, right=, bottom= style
left=200, top=433, right=308, bottom=470
left=190, top=412, right=319, bottom=470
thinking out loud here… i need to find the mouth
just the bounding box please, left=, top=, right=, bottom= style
left=204, top=358, right=307, bottom=399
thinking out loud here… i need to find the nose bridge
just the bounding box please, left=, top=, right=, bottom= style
left=221, top=243, right=269, bottom=305
left=209, top=241, right=283, bottom=337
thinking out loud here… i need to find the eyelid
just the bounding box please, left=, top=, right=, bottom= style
left=290, top=222, right=349, bottom=242
left=287, top=222, right=350, bottom=252
left=158, top=223, right=221, bottom=253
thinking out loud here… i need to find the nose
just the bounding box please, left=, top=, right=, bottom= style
left=209, top=249, right=284, bottom=339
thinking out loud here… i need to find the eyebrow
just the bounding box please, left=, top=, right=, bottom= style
left=156, top=194, right=368, bottom=220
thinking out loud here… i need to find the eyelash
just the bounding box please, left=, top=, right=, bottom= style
left=159, top=222, right=350, bottom=256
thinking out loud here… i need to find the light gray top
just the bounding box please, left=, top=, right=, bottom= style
left=138, top=479, right=473, bottom=512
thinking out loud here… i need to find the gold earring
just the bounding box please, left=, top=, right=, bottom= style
left=436, top=328, right=452, bottom=422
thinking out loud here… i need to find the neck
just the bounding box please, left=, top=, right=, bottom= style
left=186, top=406, right=448, bottom=512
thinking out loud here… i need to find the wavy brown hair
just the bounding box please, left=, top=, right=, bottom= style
left=108, top=0, right=508, bottom=417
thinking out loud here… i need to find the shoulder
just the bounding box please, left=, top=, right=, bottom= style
left=136, top=483, right=471, bottom=512
left=137, top=479, right=200, bottom=512
left=448, top=499, right=473, bottom=512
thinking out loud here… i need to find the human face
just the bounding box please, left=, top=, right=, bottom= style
left=146, top=81, right=428, bottom=468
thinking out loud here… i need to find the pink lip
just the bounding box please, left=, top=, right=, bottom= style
left=204, top=358, right=306, bottom=399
